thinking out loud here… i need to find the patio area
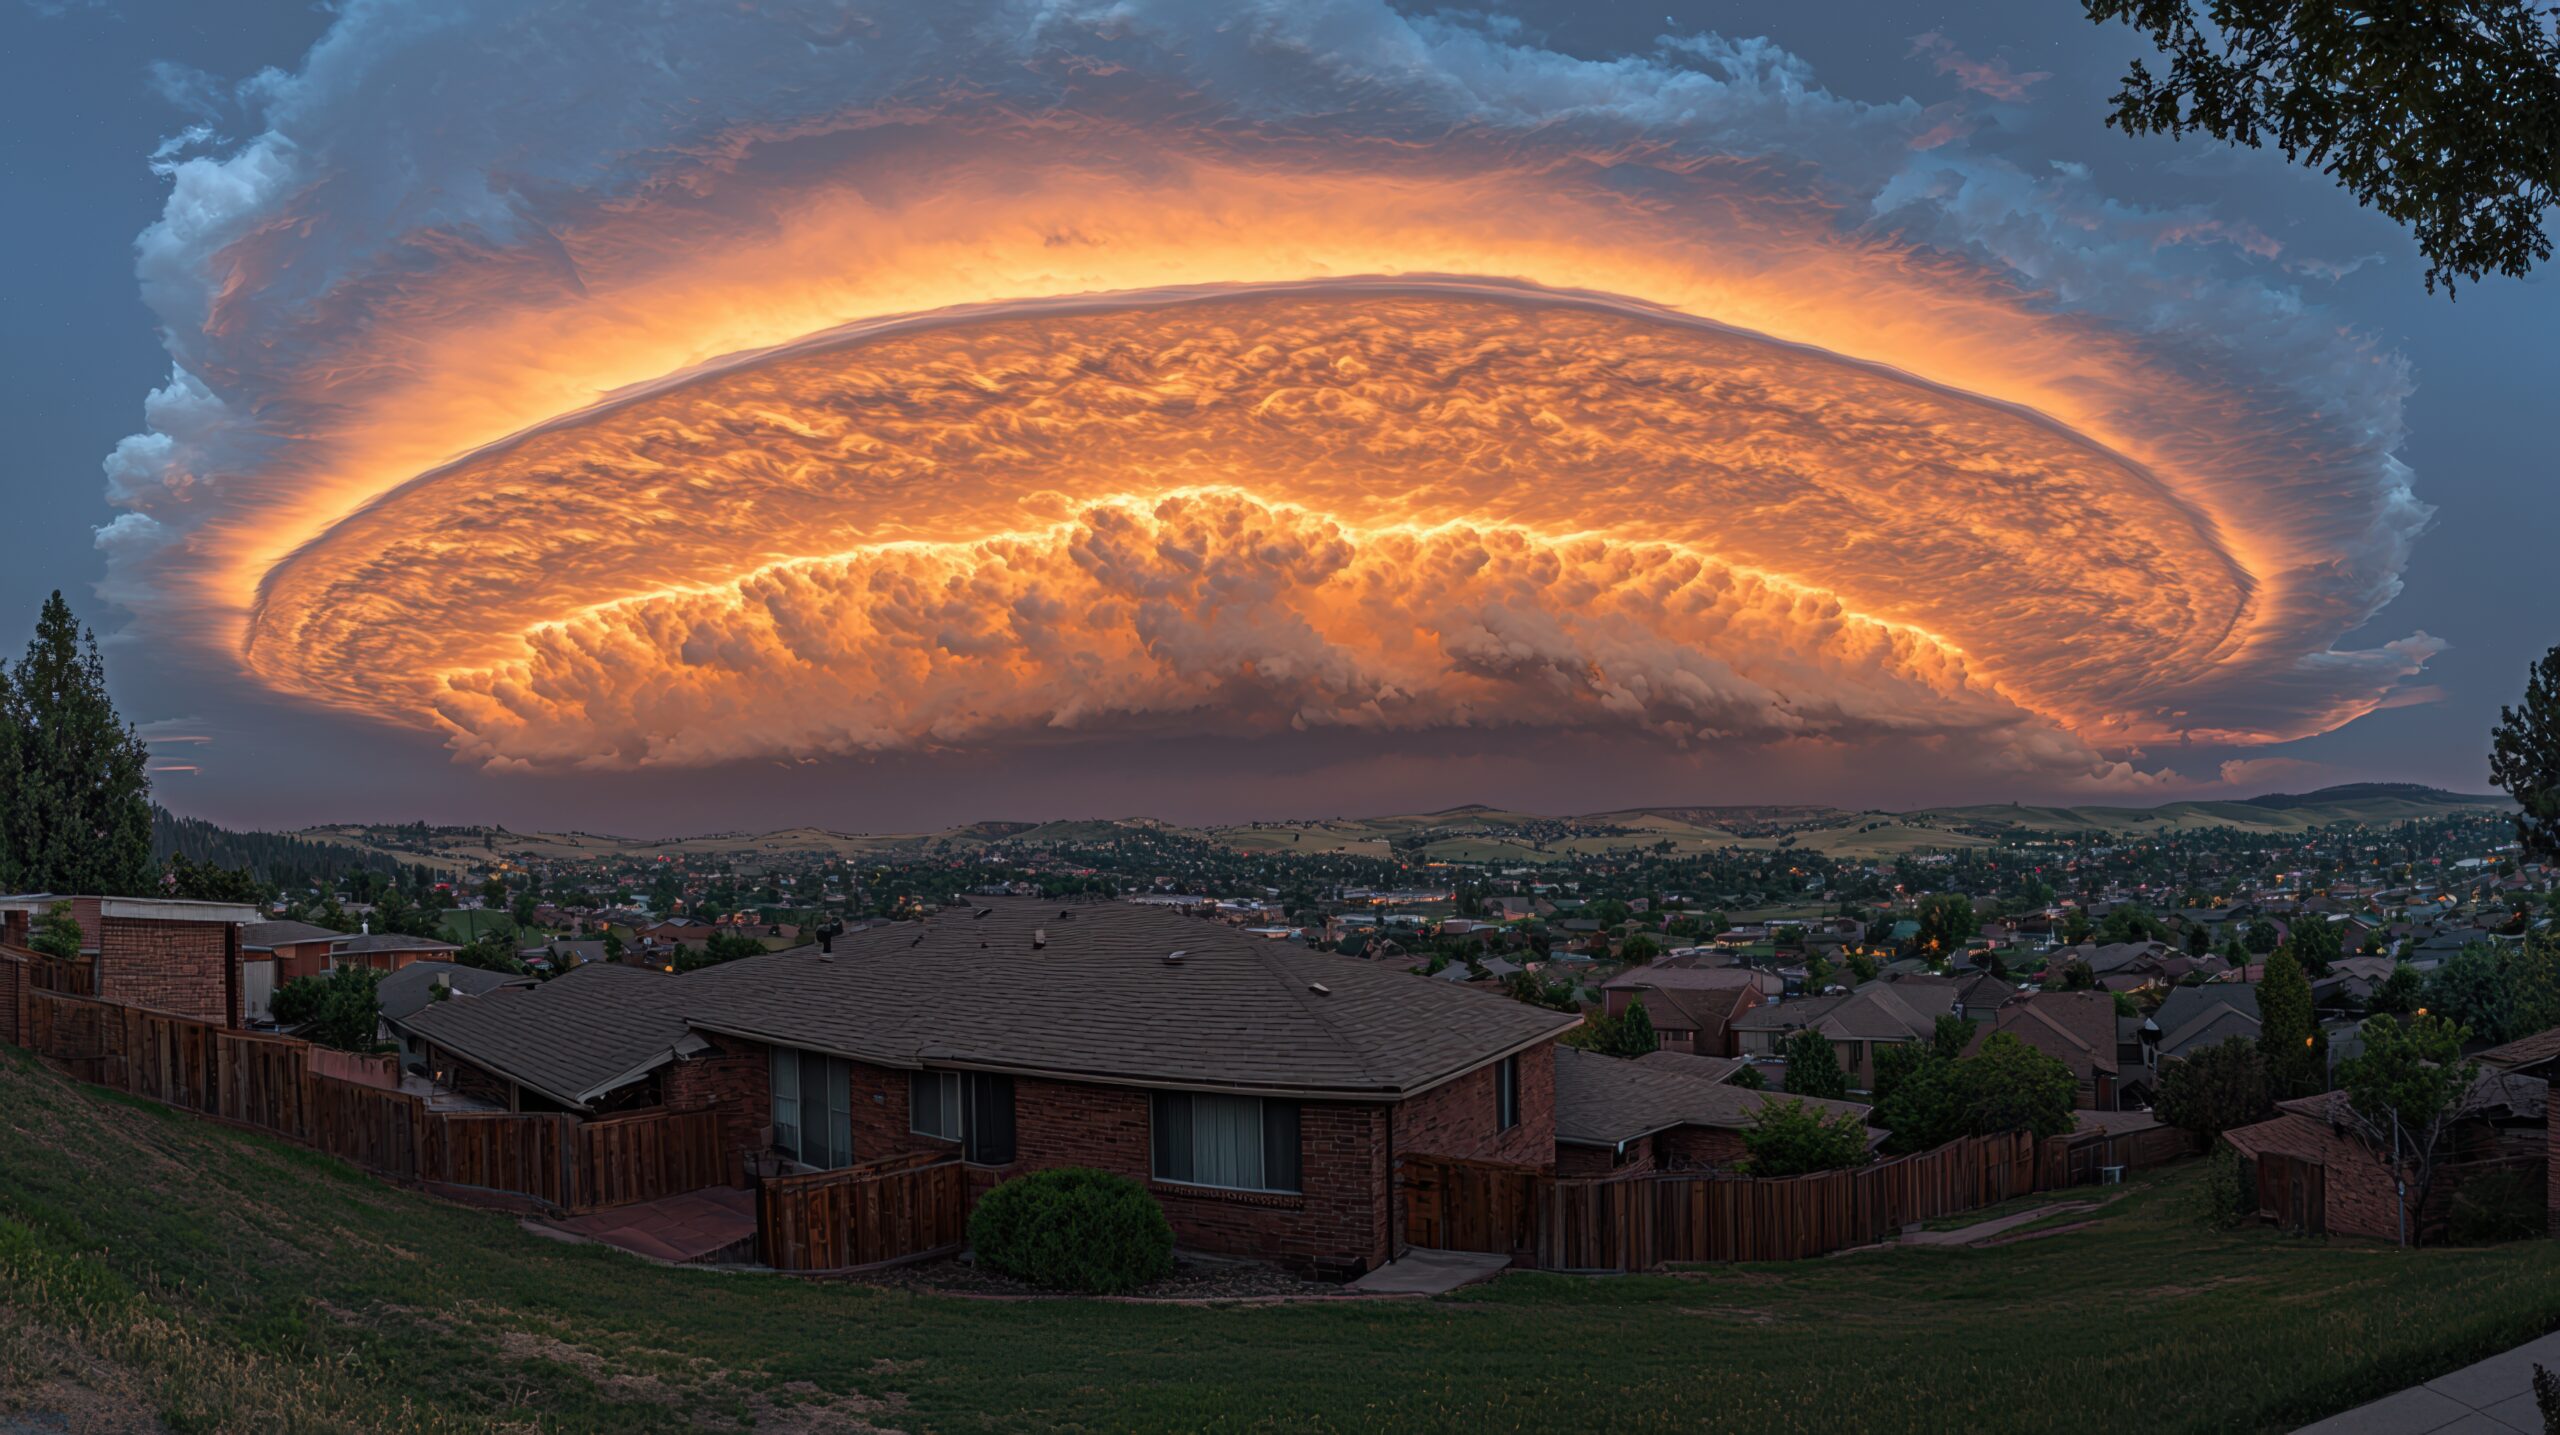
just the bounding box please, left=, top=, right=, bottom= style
left=541, top=1186, right=758, bottom=1265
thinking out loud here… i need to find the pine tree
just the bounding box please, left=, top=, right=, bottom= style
left=6, top=593, right=155, bottom=895
left=2490, top=644, right=2560, bottom=863
left=2257, top=944, right=2323, bottom=1098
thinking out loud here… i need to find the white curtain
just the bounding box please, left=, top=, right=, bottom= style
left=770, top=1046, right=801, bottom=1157
left=1189, top=1094, right=1263, bottom=1191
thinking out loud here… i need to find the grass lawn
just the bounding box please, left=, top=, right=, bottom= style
left=5, top=1047, right=2559, bottom=1434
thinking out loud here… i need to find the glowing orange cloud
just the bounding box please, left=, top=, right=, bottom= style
left=109, top=4, right=2436, bottom=792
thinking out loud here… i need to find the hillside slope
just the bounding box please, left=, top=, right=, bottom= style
left=5, top=1049, right=2560, bottom=1433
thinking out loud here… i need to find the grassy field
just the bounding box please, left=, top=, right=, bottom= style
left=5, top=1048, right=2559, bottom=1434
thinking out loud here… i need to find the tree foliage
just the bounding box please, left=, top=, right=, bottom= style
left=1869, top=1032, right=2079, bottom=1154
left=29, top=901, right=82, bottom=960
left=162, top=852, right=266, bottom=904
left=2084, top=0, right=2560, bottom=292
left=2423, top=938, right=2560, bottom=1047
left=1563, top=999, right=1660, bottom=1058
left=1779, top=1029, right=1849, bottom=1100
left=2337, top=1013, right=2482, bottom=1245
left=2257, top=943, right=2324, bottom=1097
left=2492, top=643, right=2560, bottom=862
left=1, top=594, right=154, bottom=896
left=1912, top=893, right=1979, bottom=957
left=269, top=966, right=386, bottom=1054
left=2155, top=1036, right=2275, bottom=1141
left=1739, top=1098, right=1873, bottom=1176
left=2288, top=917, right=2343, bottom=978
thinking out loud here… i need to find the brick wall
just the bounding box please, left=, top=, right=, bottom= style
left=1391, top=1042, right=1556, bottom=1167
left=664, top=1037, right=772, bottom=1185
left=1558, top=1136, right=1654, bottom=1178
left=98, top=916, right=231, bottom=1024
left=1657, top=1126, right=1748, bottom=1171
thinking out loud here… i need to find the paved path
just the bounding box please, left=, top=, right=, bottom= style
left=542, top=1186, right=757, bottom=1264
left=2296, top=1330, right=2560, bottom=1433
left=1898, top=1202, right=2094, bottom=1246
left=1344, top=1247, right=1510, bottom=1295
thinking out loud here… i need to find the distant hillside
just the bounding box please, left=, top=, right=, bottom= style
left=186, top=782, right=2515, bottom=871
left=151, top=807, right=405, bottom=885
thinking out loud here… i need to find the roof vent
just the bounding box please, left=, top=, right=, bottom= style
left=1307, top=981, right=1331, bottom=996
left=1164, top=950, right=1187, bottom=966
left=1033, top=927, right=1048, bottom=950
left=973, top=908, right=993, bottom=920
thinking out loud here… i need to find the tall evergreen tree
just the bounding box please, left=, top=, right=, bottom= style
left=2490, top=644, right=2560, bottom=863
left=2257, top=944, right=2323, bottom=1098
left=5, top=593, right=155, bottom=895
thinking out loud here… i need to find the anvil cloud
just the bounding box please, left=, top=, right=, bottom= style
left=108, top=0, right=2437, bottom=790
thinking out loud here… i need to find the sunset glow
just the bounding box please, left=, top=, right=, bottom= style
left=108, top=2, right=2439, bottom=794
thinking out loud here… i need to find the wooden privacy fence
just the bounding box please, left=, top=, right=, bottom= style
left=2038, top=1123, right=2201, bottom=1188
left=758, top=1152, right=973, bottom=1272
left=14, top=988, right=718, bottom=1214
left=1404, top=1132, right=2045, bottom=1271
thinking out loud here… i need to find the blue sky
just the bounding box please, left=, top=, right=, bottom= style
left=2, top=0, right=2550, bottom=834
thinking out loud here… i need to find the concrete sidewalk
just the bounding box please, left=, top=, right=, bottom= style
left=2295, top=1330, right=2560, bottom=1433
left=1344, top=1247, right=1510, bottom=1296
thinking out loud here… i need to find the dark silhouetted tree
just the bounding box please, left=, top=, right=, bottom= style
left=2084, top=0, right=2560, bottom=292
left=5, top=593, right=153, bottom=895
left=2491, top=644, right=2560, bottom=862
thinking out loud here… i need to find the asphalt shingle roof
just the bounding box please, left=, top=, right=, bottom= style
left=396, top=964, right=693, bottom=1108
left=1553, top=1047, right=1874, bottom=1146
left=681, top=899, right=1578, bottom=1098
left=241, top=920, right=342, bottom=950
left=376, top=961, right=527, bottom=1025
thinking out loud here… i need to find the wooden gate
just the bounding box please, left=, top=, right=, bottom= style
left=2256, top=1154, right=2326, bottom=1234
left=757, top=1154, right=971, bottom=1272
left=1400, top=1154, right=1543, bottom=1258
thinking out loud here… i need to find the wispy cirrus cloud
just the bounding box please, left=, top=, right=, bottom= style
left=1907, top=30, right=2051, bottom=102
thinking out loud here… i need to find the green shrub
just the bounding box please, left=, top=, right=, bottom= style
left=2448, top=1168, right=2547, bottom=1245
left=2198, top=1145, right=2253, bottom=1229
left=968, top=1167, right=1173, bottom=1294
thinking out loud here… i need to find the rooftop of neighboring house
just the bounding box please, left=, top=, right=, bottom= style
left=336, top=933, right=464, bottom=956
left=393, top=963, right=700, bottom=1110
left=1601, top=957, right=1778, bottom=995
left=1729, top=980, right=1941, bottom=1043
left=241, top=920, right=345, bottom=951
left=2475, top=1024, right=2560, bottom=1075
left=376, top=961, right=529, bottom=1025
left=1552, top=1046, right=1879, bottom=1148
left=0, top=893, right=260, bottom=925
left=1973, top=991, right=2121, bottom=1076
left=1632, top=1049, right=1746, bottom=1085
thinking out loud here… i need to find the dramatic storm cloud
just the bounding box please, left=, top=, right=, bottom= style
left=108, top=0, right=2436, bottom=790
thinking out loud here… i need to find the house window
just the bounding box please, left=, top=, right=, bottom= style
left=909, top=1070, right=1016, bottom=1166
left=1150, top=1091, right=1301, bottom=1193
left=1495, top=1055, right=1520, bottom=1133
left=771, top=1047, right=852, bottom=1169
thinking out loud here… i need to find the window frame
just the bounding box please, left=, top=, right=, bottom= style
left=1149, top=1090, right=1303, bottom=1195
left=771, top=1047, right=852, bottom=1169
left=909, top=1069, right=1016, bottom=1167
left=1495, top=1054, right=1520, bottom=1133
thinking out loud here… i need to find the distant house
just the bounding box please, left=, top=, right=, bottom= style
left=1967, top=991, right=2140, bottom=1110
left=2145, top=985, right=2261, bottom=1066
left=1600, top=959, right=1780, bottom=1057
left=1551, top=1047, right=1880, bottom=1176
left=241, top=920, right=346, bottom=985
left=332, top=932, right=463, bottom=972
left=374, top=961, right=528, bottom=1071
left=1730, top=982, right=1941, bottom=1090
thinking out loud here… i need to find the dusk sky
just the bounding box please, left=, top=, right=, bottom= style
left=5, top=0, right=2552, bottom=836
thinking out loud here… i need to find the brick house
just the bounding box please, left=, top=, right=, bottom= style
left=1552, top=1046, right=1880, bottom=1177
left=0, top=894, right=259, bottom=1026
left=396, top=899, right=1579, bottom=1277
left=241, top=921, right=347, bottom=985
left=1599, top=959, right=1778, bottom=1057
left=2223, top=1072, right=2546, bottom=1243
left=1730, top=981, right=1944, bottom=1090
left=1965, top=991, right=2138, bottom=1110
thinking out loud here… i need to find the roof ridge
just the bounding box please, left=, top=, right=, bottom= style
left=1237, top=930, right=1404, bottom=1091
